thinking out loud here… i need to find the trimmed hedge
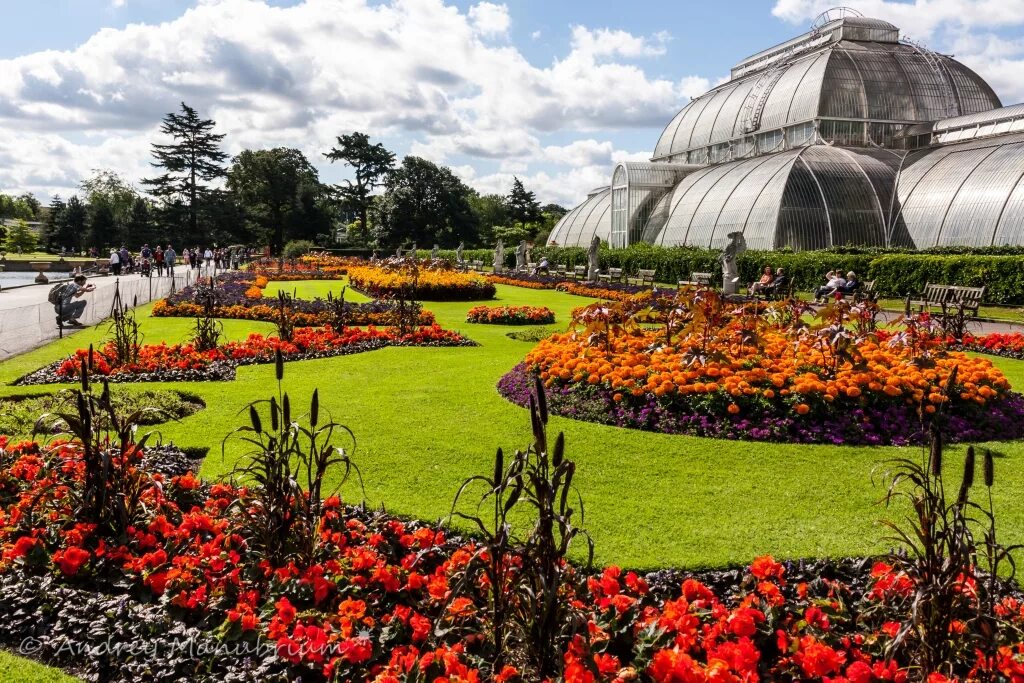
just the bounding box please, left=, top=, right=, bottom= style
left=866, top=255, right=1024, bottom=304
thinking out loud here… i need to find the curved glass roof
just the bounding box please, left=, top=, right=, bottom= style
left=642, top=146, right=906, bottom=250
left=893, top=132, right=1024, bottom=247
left=652, top=42, right=999, bottom=163
left=546, top=187, right=611, bottom=247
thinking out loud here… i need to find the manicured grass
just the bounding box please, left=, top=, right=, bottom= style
left=0, top=651, right=77, bottom=682
left=263, top=278, right=372, bottom=303
left=2, top=284, right=1024, bottom=573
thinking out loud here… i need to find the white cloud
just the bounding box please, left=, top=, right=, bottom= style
left=468, top=2, right=510, bottom=37
left=772, top=0, right=1024, bottom=37
left=0, top=0, right=711, bottom=207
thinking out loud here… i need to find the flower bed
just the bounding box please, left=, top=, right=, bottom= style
left=246, top=254, right=357, bottom=279
left=2, top=436, right=1024, bottom=682
left=960, top=332, right=1024, bottom=359
left=466, top=305, right=555, bottom=325
left=18, top=325, right=474, bottom=385
left=498, top=292, right=1024, bottom=445
left=153, top=273, right=436, bottom=327
left=486, top=273, right=561, bottom=289
left=485, top=272, right=651, bottom=301
left=348, top=264, right=496, bottom=301
left=555, top=280, right=646, bottom=301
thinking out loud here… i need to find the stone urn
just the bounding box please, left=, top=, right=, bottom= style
left=30, top=262, right=51, bottom=284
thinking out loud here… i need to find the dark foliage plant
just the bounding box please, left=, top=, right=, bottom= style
left=223, top=350, right=364, bottom=567
left=448, top=376, right=592, bottom=678
left=192, top=279, right=224, bottom=351
left=107, top=285, right=142, bottom=367
left=31, top=357, right=165, bottom=537
left=877, top=368, right=1022, bottom=679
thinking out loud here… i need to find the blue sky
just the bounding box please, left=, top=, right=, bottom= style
left=1, top=0, right=1023, bottom=207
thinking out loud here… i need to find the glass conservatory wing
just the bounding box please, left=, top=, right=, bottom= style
left=713, top=154, right=797, bottom=249
left=756, top=52, right=823, bottom=132
left=938, top=144, right=1024, bottom=246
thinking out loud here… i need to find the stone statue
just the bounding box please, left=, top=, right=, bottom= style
left=586, top=235, right=600, bottom=282
left=719, top=231, right=747, bottom=295
left=515, top=241, right=527, bottom=270
left=431, top=244, right=439, bottom=260
left=410, top=243, right=417, bottom=259
left=493, top=240, right=504, bottom=273
left=371, top=250, right=379, bottom=262
left=395, top=246, right=403, bottom=258
left=456, top=242, right=465, bottom=267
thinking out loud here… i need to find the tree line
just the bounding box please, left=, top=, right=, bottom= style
left=0, top=103, right=567, bottom=255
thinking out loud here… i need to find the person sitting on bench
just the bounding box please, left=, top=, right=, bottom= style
left=814, top=270, right=847, bottom=302
left=749, top=265, right=774, bottom=295
left=531, top=257, right=551, bottom=275
left=838, top=271, right=860, bottom=296
left=762, top=268, right=787, bottom=297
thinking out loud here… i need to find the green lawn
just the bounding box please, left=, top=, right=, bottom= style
left=0, top=651, right=76, bottom=682
left=2, top=282, right=1023, bottom=570
left=263, top=278, right=372, bottom=303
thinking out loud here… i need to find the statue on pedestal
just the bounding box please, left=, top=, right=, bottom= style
left=515, top=241, right=527, bottom=270
left=586, top=235, right=601, bottom=282
left=493, top=240, right=504, bottom=273
left=456, top=242, right=465, bottom=267
left=431, top=244, right=439, bottom=260
left=719, top=231, right=747, bottom=295
left=395, top=246, right=403, bottom=258
left=410, top=243, right=417, bottom=260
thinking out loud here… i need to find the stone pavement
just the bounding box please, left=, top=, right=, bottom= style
left=0, top=270, right=200, bottom=361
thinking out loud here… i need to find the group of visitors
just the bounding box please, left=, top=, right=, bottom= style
left=748, top=266, right=787, bottom=296
left=813, top=270, right=861, bottom=302
left=106, top=244, right=249, bottom=277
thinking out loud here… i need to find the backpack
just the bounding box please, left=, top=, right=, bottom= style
left=48, top=283, right=69, bottom=306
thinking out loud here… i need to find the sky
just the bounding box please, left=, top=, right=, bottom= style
left=2, top=0, right=1024, bottom=209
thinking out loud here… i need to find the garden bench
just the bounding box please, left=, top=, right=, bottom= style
left=598, top=267, right=624, bottom=284
left=469, top=259, right=483, bottom=272
left=572, top=265, right=587, bottom=280
left=555, top=264, right=568, bottom=279
left=677, top=271, right=713, bottom=288
left=909, top=283, right=952, bottom=311
left=948, top=285, right=985, bottom=316
left=627, top=269, right=656, bottom=287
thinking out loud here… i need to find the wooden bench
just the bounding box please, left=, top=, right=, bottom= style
left=678, top=271, right=713, bottom=288
left=948, top=285, right=985, bottom=316
left=598, top=267, right=624, bottom=284
left=554, top=264, right=568, bottom=279
left=627, top=269, right=656, bottom=287
left=468, top=259, right=483, bottom=272
left=572, top=265, right=587, bottom=280
left=909, top=282, right=952, bottom=311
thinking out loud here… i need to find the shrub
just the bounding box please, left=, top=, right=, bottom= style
left=282, top=240, right=316, bottom=259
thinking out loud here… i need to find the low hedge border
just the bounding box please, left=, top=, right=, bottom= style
left=432, top=245, right=1024, bottom=304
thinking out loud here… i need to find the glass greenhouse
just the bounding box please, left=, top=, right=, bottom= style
left=548, top=11, right=1024, bottom=250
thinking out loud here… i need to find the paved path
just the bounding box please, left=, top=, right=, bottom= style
left=0, top=270, right=202, bottom=361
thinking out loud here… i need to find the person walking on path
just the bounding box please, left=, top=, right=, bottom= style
left=109, top=249, right=121, bottom=276
left=154, top=246, right=164, bottom=276
left=164, top=245, right=177, bottom=277
left=54, top=275, right=95, bottom=328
